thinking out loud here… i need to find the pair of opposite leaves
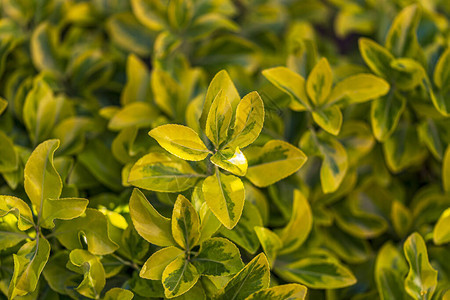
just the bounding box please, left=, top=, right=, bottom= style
left=129, top=71, right=307, bottom=229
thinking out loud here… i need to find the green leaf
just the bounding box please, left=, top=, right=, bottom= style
left=0, top=97, right=7, bottom=115
left=391, top=201, right=412, bottom=238
left=198, top=203, right=221, bottom=244
left=225, top=91, right=264, bottom=149
left=276, top=190, right=312, bottom=254
left=53, top=208, right=119, bottom=255
left=275, top=257, right=356, bottom=289
left=30, top=22, right=60, bottom=73
left=128, top=152, right=204, bottom=192
left=151, top=67, right=180, bottom=118
left=210, top=147, right=248, bottom=176
left=108, top=102, right=158, bottom=131
left=418, top=119, right=445, bottom=160
left=312, top=105, right=342, bottom=136
left=328, top=74, right=390, bottom=104
left=202, top=169, right=245, bottom=229
left=0, top=131, right=18, bottom=172
left=246, top=140, right=307, bottom=187
left=220, top=201, right=262, bottom=254
left=246, top=283, right=307, bottom=300
left=205, top=90, right=233, bottom=148
left=104, top=288, right=134, bottom=300
left=131, top=0, right=166, bottom=31
left=403, top=232, right=438, bottom=300
left=370, top=92, right=406, bottom=141
left=433, top=208, right=450, bottom=245
left=434, top=48, right=450, bottom=90
left=172, top=194, right=200, bottom=250
left=254, top=226, right=282, bottom=267
left=8, top=238, right=51, bottom=299
left=42, top=251, right=79, bottom=298
left=0, top=196, right=34, bottom=231
left=140, top=246, right=184, bottom=280
left=306, top=57, right=333, bottom=106
left=129, top=188, right=175, bottom=247
left=385, top=4, right=421, bottom=59
left=149, top=124, right=211, bottom=161
left=121, top=54, right=151, bottom=106
left=200, top=70, right=241, bottom=130
left=375, top=242, right=409, bottom=300
left=52, top=117, right=94, bottom=156
left=390, top=58, right=425, bottom=91
left=358, top=38, right=394, bottom=79
left=216, top=253, right=270, bottom=300
left=262, top=66, right=310, bottom=111
left=162, top=256, right=199, bottom=298
left=68, top=249, right=106, bottom=299
left=444, top=145, right=450, bottom=194
left=192, top=237, right=244, bottom=276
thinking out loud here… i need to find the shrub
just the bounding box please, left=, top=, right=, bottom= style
left=0, top=1, right=449, bottom=299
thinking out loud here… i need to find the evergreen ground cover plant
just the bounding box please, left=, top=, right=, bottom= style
left=0, top=0, right=449, bottom=299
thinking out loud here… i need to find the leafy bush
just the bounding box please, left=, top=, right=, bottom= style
left=0, top=0, right=449, bottom=299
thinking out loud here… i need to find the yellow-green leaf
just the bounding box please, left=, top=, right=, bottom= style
left=358, top=38, right=394, bottom=79
left=391, top=201, right=412, bottom=239
left=68, top=249, right=105, bottom=299
left=140, top=246, right=184, bottom=280
left=225, top=91, right=264, bottom=149
left=131, top=0, right=166, bottom=31
left=162, top=256, right=199, bottom=298
left=390, top=58, right=426, bottom=91
left=444, top=146, right=450, bottom=193
left=202, top=169, right=245, bottom=229
left=306, top=58, right=333, bottom=106
left=434, top=48, right=450, bottom=90
left=246, top=283, right=307, bottom=300
left=210, top=147, right=248, bottom=176
left=129, top=188, right=175, bottom=247
left=0, top=196, right=34, bottom=231
left=371, top=92, right=406, bottom=141
left=328, top=74, right=390, bottom=104
left=216, top=253, right=270, bottom=300
left=254, top=226, right=282, bottom=267
left=275, top=257, right=356, bottom=289
left=172, top=194, right=200, bottom=250
left=246, top=140, right=307, bottom=187
left=108, top=102, right=158, bottom=131
left=151, top=67, right=180, bottom=118
left=104, top=288, right=134, bottom=300
left=128, top=152, right=204, bottom=192
left=312, top=105, right=342, bottom=136
left=198, top=203, right=222, bottom=244
left=404, top=232, right=438, bottom=300
left=8, top=238, right=51, bottom=299
left=31, top=22, right=60, bottom=73
left=149, top=124, right=210, bottom=161
left=0, top=97, right=7, bottom=115
left=433, top=208, right=450, bottom=245
left=121, top=54, right=151, bottom=105
left=276, top=190, right=312, bottom=254
left=262, top=67, right=310, bottom=111
left=0, top=131, right=18, bottom=172
left=205, top=90, right=233, bottom=147
left=200, top=70, right=240, bottom=130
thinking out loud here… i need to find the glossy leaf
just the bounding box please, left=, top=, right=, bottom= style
left=358, top=38, right=394, bottom=78
left=108, top=102, right=158, bottom=131
left=312, top=105, right=342, bottom=135
left=140, top=247, right=184, bottom=280
left=104, top=288, right=134, bottom=300
left=172, top=194, right=200, bottom=250
left=162, top=256, right=199, bottom=298
left=328, top=74, right=390, bottom=104
left=246, top=140, right=307, bottom=187
left=149, top=124, right=210, bottom=161
left=129, top=188, right=175, bottom=247
left=403, top=232, right=438, bottom=300
left=254, top=226, right=282, bottom=267
left=246, top=283, right=307, bottom=300
left=210, top=147, right=248, bottom=176
left=202, top=170, right=245, bottom=229
left=306, top=58, right=333, bottom=106
left=216, top=253, right=270, bottom=300
left=433, top=208, right=450, bottom=245
left=205, top=90, right=233, bottom=148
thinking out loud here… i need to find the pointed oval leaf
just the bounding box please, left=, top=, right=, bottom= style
left=104, top=288, right=134, bottom=300
left=202, top=170, right=245, bottom=229
left=151, top=68, right=180, bottom=118
left=140, top=246, right=184, bottom=280
left=262, top=67, right=310, bottom=111
left=216, top=253, right=270, bottom=300
left=312, top=105, right=342, bottom=136
left=371, top=93, right=406, bottom=141
left=246, top=283, right=307, bottom=300
left=254, top=226, right=282, bottom=267
left=275, top=257, right=356, bottom=289
left=129, top=188, right=175, bottom=247
left=121, top=53, right=151, bottom=106
left=391, top=201, right=412, bottom=238
left=210, top=147, right=248, bottom=176
left=246, top=140, right=307, bottom=187
left=108, top=102, right=158, bottom=131
left=172, top=194, right=200, bottom=250
left=433, top=208, right=450, bottom=245
left=205, top=90, right=233, bottom=148
left=192, top=237, right=244, bottom=276
left=149, top=124, right=210, bottom=161
left=128, top=152, right=204, bottom=192
left=226, top=91, right=265, bottom=149
left=358, top=38, right=394, bottom=78
left=53, top=208, right=119, bottom=255
left=328, top=74, right=390, bottom=104
left=200, top=70, right=240, bottom=130
left=162, top=256, right=199, bottom=298
left=276, top=190, right=312, bottom=254
left=404, top=232, right=438, bottom=300
left=8, top=238, right=51, bottom=299
left=306, top=58, right=333, bottom=106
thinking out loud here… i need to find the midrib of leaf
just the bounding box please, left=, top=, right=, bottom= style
left=173, top=259, right=189, bottom=294
left=216, top=167, right=231, bottom=223
left=230, top=260, right=258, bottom=300
left=249, top=156, right=301, bottom=169
left=37, top=145, right=51, bottom=227
left=164, top=136, right=210, bottom=153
